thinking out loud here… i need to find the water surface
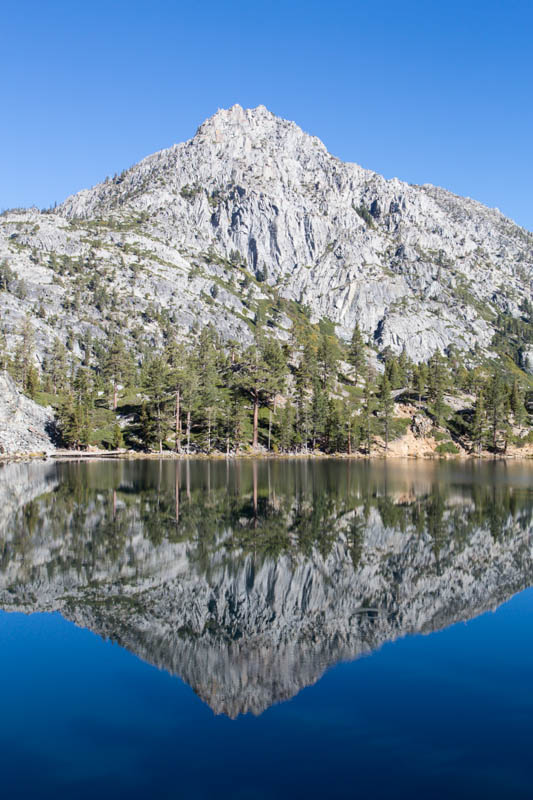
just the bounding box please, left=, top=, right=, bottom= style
left=1, top=458, right=533, bottom=798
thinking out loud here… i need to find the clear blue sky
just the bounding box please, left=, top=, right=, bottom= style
left=3, top=0, right=532, bottom=230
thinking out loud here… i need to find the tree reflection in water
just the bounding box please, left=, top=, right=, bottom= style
left=1, top=458, right=532, bottom=716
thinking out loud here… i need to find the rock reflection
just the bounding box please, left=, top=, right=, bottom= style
left=1, top=459, right=532, bottom=717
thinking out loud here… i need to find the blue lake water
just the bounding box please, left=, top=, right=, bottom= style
left=1, top=458, right=532, bottom=798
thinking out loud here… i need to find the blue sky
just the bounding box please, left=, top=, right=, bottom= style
left=3, top=0, right=532, bottom=229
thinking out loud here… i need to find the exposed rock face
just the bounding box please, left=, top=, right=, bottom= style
left=0, top=105, right=531, bottom=364
left=0, top=371, right=55, bottom=454
left=1, top=459, right=532, bottom=716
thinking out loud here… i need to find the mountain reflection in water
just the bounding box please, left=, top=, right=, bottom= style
left=1, top=458, right=532, bottom=718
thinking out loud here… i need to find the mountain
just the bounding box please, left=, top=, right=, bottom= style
left=1, top=459, right=532, bottom=716
left=1, top=104, right=532, bottom=367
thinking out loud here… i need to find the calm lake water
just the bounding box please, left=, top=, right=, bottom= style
left=1, top=458, right=533, bottom=799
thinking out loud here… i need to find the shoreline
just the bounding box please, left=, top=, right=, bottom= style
left=2, top=449, right=533, bottom=465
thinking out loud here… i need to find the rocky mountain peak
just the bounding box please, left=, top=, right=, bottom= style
left=196, top=103, right=323, bottom=149
left=0, top=106, right=531, bottom=365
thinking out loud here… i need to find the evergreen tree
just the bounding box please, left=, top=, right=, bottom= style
left=378, top=373, right=394, bottom=453
left=413, top=363, right=427, bottom=405
left=343, top=404, right=359, bottom=456
left=485, top=372, right=507, bottom=452
left=325, top=398, right=344, bottom=453
left=398, top=346, right=410, bottom=388
left=112, top=423, right=124, bottom=449
left=317, top=331, right=340, bottom=389
left=81, top=331, right=92, bottom=367
left=138, top=402, right=157, bottom=450
left=195, top=327, right=223, bottom=452
left=0, top=327, right=9, bottom=372
left=48, top=338, right=69, bottom=394
left=57, top=395, right=90, bottom=449
left=182, top=355, right=200, bottom=455
left=386, top=356, right=402, bottom=390
left=278, top=401, right=295, bottom=452
left=0, top=259, right=15, bottom=291
left=73, top=366, right=93, bottom=408
left=143, top=355, right=171, bottom=452
left=237, top=334, right=286, bottom=449
left=427, top=351, right=447, bottom=427
left=294, top=341, right=316, bottom=450
left=471, top=390, right=486, bottom=455
left=347, top=323, right=366, bottom=384
left=13, top=316, right=36, bottom=393
left=165, top=336, right=188, bottom=453
left=311, top=378, right=328, bottom=450
left=510, top=378, right=526, bottom=428
left=502, top=396, right=513, bottom=454
left=103, top=335, right=132, bottom=410
left=362, top=366, right=376, bottom=455
left=26, top=364, right=40, bottom=399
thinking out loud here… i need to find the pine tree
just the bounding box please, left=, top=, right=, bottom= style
left=221, top=378, right=247, bottom=454
left=81, top=331, right=92, bottom=367
left=502, top=397, right=512, bottom=454
left=0, top=259, right=15, bottom=291
left=26, top=365, right=40, bottom=399
left=485, top=372, right=506, bottom=452
left=195, top=327, right=223, bottom=452
left=510, top=378, right=526, bottom=429
left=278, top=401, right=295, bottom=452
left=343, top=404, right=359, bottom=456
left=57, top=395, right=90, bottom=450
left=0, top=327, right=9, bottom=372
left=13, top=316, right=36, bottom=394
left=311, top=378, right=328, bottom=451
left=317, top=331, right=340, bottom=389
left=294, top=341, right=316, bottom=451
left=174, top=348, right=199, bottom=455
left=237, top=334, right=286, bottom=450
left=471, top=390, right=486, bottom=455
left=48, top=338, right=69, bottom=394
left=230, top=386, right=248, bottom=453
left=138, top=402, right=156, bottom=450
left=103, top=335, right=131, bottom=410
left=348, top=323, right=366, bottom=385
left=325, top=398, right=343, bottom=453
left=362, top=366, right=376, bottom=455
left=428, top=351, right=447, bottom=427
left=413, top=363, right=427, bottom=405
left=165, top=336, right=188, bottom=453
left=386, top=357, right=401, bottom=390
left=378, top=373, right=394, bottom=454
left=398, top=346, right=410, bottom=388
left=73, top=366, right=93, bottom=408
left=112, top=423, right=124, bottom=449
left=143, top=355, right=171, bottom=452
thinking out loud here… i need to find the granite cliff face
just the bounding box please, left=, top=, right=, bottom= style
left=1, top=459, right=532, bottom=716
left=1, top=105, right=532, bottom=365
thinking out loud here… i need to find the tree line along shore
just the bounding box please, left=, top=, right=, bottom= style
left=2, top=309, right=533, bottom=459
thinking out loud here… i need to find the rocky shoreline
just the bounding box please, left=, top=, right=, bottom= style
left=2, top=448, right=532, bottom=464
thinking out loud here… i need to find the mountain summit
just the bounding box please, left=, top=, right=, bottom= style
left=1, top=105, right=532, bottom=364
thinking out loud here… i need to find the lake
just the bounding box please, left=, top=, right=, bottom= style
left=1, top=458, right=533, bottom=798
